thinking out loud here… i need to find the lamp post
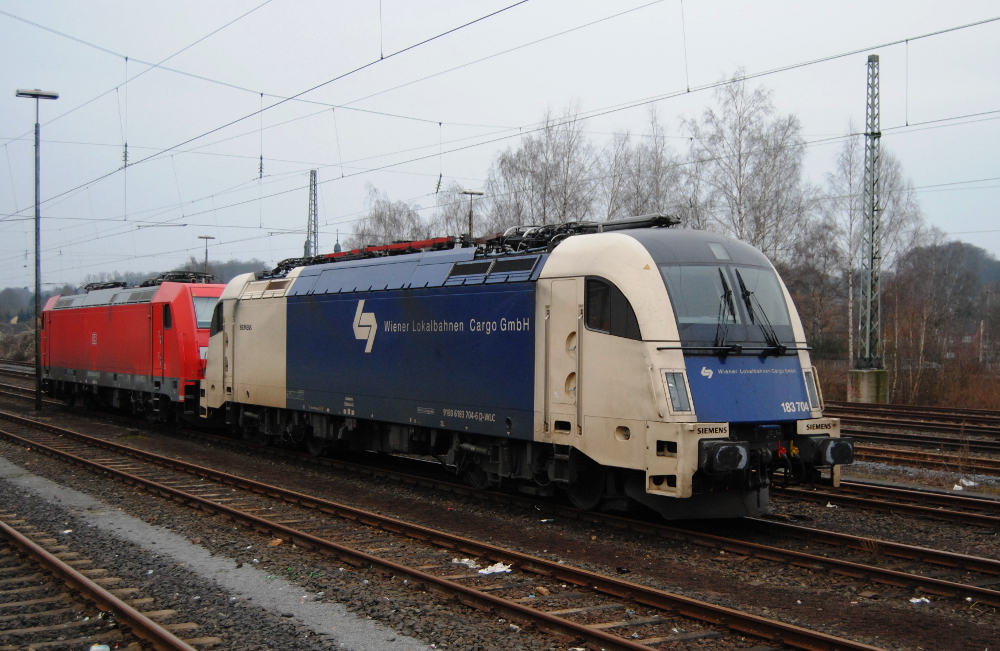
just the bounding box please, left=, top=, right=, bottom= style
left=460, top=190, right=484, bottom=238
left=198, top=235, right=216, bottom=274
left=16, top=88, right=58, bottom=412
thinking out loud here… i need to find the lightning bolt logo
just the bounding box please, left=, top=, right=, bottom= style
left=353, top=300, right=377, bottom=353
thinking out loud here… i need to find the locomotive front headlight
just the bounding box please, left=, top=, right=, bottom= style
left=699, top=440, right=749, bottom=473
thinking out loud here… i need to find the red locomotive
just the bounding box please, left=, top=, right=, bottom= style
left=41, top=273, right=225, bottom=421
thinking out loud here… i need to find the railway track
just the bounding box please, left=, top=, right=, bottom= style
left=146, top=423, right=1000, bottom=606
left=827, top=400, right=1000, bottom=436
left=3, top=411, right=1000, bottom=647
left=0, top=359, right=33, bottom=368
left=0, top=359, right=33, bottom=379
left=0, top=409, right=889, bottom=651
left=0, top=382, right=59, bottom=404
left=776, top=480, right=1000, bottom=528
left=0, top=368, right=33, bottom=381
left=854, top=444, right=1000, bottom=477
left=6, top=389, right=1000, bottom=611
left=8, top=382, right=1000, bottom=480
left=132, top=420, right=1000, bottom=604
left=845, top=428, right=1000, bottom=454
left=827, top=399, right=1000, bottom=423
left=0, top=512, right=204, bottom=650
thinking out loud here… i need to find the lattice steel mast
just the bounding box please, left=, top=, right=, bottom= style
left=859, top=54, right=882, bottom=369
left=304, top=170, right=319, bottom=257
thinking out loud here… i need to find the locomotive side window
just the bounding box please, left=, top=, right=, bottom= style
left=194, top=296, right=220, bottom=330
left=585, top=278, right=641, bottom=341
left=162, top=304, right=173, bottom=329
left=585, top=280, right=610, bottom=331
left=209, top=302, right=224, bottom=336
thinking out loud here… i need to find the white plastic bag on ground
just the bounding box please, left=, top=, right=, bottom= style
left=909, top=597, right=930, bottom=604
left=451, top=558, right=481, bottom=569
left=478, top=562, right=512, bottom=575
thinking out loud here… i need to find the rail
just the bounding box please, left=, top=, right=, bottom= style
left=0, top=409, right=884, bottom=651
left=0, top=516, right=197, bottom=651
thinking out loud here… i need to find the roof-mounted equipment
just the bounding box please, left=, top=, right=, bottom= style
left=479, top=213, right=680, bottom=254
left=139, top=271, right=220, bottom=287
left=82, top=281, right=128, bottom=292
left=261, top=214, right=680, bottom=278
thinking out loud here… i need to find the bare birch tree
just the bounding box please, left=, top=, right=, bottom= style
left=347, top=183, right=429, bottom=249
left=598, top=109, right=684, bottom=221
left=824, top=131, right=925, bottom=367
left=483, top=106, right=599, bottom=232
left=684, top=70, right=811, bottom=260
left=824, top=130, right=865, bottom=364
left=428, top=181, right=487, bottom=237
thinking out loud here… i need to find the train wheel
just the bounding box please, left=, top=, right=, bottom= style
left=253, top=431, right=271, bottom=447
left=566, top=461, right=607, bottom=511
left=306, top=434, right=327, bottom=457
left=463, top=465, right=491, bottom=491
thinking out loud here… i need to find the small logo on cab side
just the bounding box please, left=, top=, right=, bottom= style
left=353, top=300, right=377, bottom=353
left=700, top=366, right=713, bottom=379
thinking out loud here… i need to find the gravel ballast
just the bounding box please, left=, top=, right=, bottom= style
left=0, top=456, right=426, bottom=651
left=2, top=397, right=999, bottom=650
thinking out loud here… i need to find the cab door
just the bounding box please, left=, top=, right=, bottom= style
left=222, top=298, right=236, bottom=401
left=151, top=303, right=165, bottom=386
left=546, top=278, right=582, bottom=435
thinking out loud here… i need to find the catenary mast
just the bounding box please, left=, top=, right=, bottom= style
left=304, top=170, right=318, bottom=257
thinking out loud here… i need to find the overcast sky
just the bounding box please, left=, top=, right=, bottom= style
left=1, top=0, right=998, bottom=288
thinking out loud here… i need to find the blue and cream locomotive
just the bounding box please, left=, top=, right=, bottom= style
left=200, top=215, right=852, bottom=519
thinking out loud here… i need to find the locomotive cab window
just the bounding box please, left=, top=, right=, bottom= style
left=162, top=304, right=172, bottom=329
left=660, top=265, right=740, bottom=325
left=209, top=302, right=224, bottom=336
left=732, top=266, right=791, bottom=326
left=194, top=296, right=220, bottom=330
left=585, top=278, right=641, bottom=341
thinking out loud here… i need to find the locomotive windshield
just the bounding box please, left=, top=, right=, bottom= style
left=729, top=266, right=791, bottom=326
left=659, top=263, right=793, bottom=352
left=192, top=296, right=219, bottom=330
left=660, top=266, right=741, bottom=325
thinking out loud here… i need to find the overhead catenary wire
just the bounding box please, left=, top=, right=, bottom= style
left=123, top=56, right=129, bottom=220
left=0, top=0, right=277, bottom=150
left=7, top=127, right=994, bottom=265
left=259, top=92, right=264, bottom=229
left=9, top=0, right=966, bottom=236
left=679, top=0, right=690, bottom=92
left=3, top=145, right=19, bottom=212
left=332, top=108, right=345, bottom=178
left=170, top=156, right=186, bottom=219
left=0, top=0, right=534, bottom=220
left=5, top=9, right=1000, bottom=277
left=6, top=98, right=999, bottom=266
left=41, top=164, right=1000, bottom=279
left=4, top=87, right=999, bottom=265
left=0, top=7, right=520, bottom=131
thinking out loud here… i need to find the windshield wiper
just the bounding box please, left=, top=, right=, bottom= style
left=714, top=268, right=741, bottom=355
left=734, top=269, right=786, bottom=355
